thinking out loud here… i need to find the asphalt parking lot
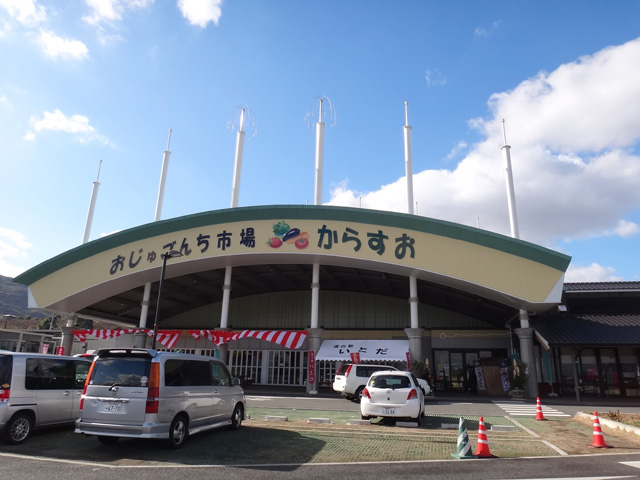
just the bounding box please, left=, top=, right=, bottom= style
left=2, top=391, right=640, bottom=466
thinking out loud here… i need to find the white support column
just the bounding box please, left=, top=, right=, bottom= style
left=310, top=263, right=320, bottom=330
left=220, top=266, right=233, bottom=329
left=308, top=99, right=326, bottom=395
left=409, top=275, right=419, bottom=329
left=403, top=102, right=420, bottom=345
left=60, top=315, right=76, bottom=355
left=515, top=310, right=539, bottom=399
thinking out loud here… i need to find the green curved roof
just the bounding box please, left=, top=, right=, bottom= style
left=15, top=204, right=570, bottom=286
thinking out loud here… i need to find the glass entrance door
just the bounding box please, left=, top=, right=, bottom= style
left=450, top=353, right=464, bottom=391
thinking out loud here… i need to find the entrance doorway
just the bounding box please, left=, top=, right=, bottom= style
left=433, top=349, right=507, bottom=392
left=578, top=348, right=621, bottom=397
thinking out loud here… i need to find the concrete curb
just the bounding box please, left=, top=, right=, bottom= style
left=575, top=412, right=640, bottom=438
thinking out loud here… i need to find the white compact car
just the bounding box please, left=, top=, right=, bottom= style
left=332, top=364, right=398, bottom=402
left=360, top=370, right=425, bottom=425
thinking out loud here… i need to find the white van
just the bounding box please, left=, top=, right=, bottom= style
left=75, top=348, right=246, bottom=449
left=332, top=363, right=399, bottom=401
left=0, top=351, right=92, bottom=445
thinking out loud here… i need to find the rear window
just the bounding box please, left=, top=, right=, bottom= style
left=335, top=364, right=351, bottom=376
left=0, top=355, right=12, bottom=387
left=90, top=357, right=151, bottom=387
left=370, top=375, right=411, bottom=389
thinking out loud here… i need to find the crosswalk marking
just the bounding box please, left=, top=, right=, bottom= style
left=493, top=400, right=571, bottom=417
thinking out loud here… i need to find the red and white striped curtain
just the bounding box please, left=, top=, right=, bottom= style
left=189, top=329, right=307, bottom=349
left=72, top=328, right=181, bottom=349
left=73, top=329, right=307, bottom=350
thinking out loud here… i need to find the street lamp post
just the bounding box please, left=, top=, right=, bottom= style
left=151, top=250, right=183, bottom=349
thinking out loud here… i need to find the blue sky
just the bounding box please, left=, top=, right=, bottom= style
left=1, top=1, right=640, bottom=283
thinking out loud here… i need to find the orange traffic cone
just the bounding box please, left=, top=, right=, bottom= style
left=476, top=416, right=494, bottom=458
left=589, top=412, right=611, bottom=449
left=535, top=397, right=546, bottom=421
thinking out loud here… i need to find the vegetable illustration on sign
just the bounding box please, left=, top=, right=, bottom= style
left=268, top=221, right=309, bottom=249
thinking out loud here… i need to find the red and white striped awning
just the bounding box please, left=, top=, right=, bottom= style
left=72, top=329, right=182, bottom=350
left=189, top=329, right=307, bottom=350
left=72, top=329, right=307, bottom=351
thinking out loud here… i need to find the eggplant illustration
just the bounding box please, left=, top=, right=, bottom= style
left=283, top=228, right=301, bottom=243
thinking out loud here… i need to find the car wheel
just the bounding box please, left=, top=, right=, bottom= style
left=168, top=414, right=188, bottom=450
left=4, top=412, right=32, bottom=445
left=97, top=435, right=119, bottom=445
left=413, top=408, right=423, bottom=426
left=230, top=404, right=243, bottom=430
left=361, top=414, right=371, bottom=421
left=354, top=386, right=364, bottom=403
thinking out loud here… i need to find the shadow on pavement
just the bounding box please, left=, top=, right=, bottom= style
left=5, top=424, right=325, bottom=469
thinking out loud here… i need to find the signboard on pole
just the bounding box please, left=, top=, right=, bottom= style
left=308, top=350, right=316, bottom=385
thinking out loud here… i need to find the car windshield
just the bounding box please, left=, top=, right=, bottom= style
left=370, top=375, right=411, bottom=389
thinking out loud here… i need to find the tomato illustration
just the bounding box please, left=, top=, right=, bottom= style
left=294, top=237, right=309, bottom=249
left=269, top=237, right=283, bottom=248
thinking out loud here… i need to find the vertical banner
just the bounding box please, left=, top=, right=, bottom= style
left=499, top=358, right=511, bottom=391
left=474, top=359, right=486, bottom=392
left=350, top=352, right=361, bottom=364
left=406, top=352, right=412, bottom=371
left=308, top=350, right=316, bottom=385
left=40, top=344, right=50, bottom=354
left=56, top=346, right=65, bottom=355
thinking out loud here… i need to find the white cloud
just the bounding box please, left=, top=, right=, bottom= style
left=474, top=21, right=501, bottom=38
left=0, top=0, right=47, bottom=26
left=37, top=29, right=89, bottom=60
left=27, top=109, right=112, bottom=145
left=83, top=0, right=154, bottom=25
left=424, top=68, right=446, bottom=88
left=613, top=220, right=640, bottom=237
left=178, top=0, right=222, bottom=28
left=83, top=0, right=153, bottom=44
left=565, top=263, right=624, bottom=283
left=445, top=140, right=468, bottom=162
left=0, top=228, right=32, bottom=278
left=327, top=37, right=640, bottom=250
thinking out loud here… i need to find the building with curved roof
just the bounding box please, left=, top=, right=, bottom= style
left=14, top=204, right=571, bottom=398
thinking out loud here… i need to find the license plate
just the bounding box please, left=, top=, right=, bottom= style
left=382, top=407, right=395, bottom=415
left=104, top=402, right=121, bottom=413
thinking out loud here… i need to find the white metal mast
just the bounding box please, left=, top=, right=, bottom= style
left=137, top=129, right=173, bottom=340
left=404, top=101, right=415, bottom=215
left=501, top=120, right=520, bottom=239
left=314, top=99, right=325, bottom=205
left=220, top=109, right=248, bottom=333
left=82, top=159, right=102, bottom=244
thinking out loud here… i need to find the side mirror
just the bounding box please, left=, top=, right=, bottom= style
left=232, top=377, right=241, bottom=386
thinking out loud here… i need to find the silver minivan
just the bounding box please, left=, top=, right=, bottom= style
left=0, top=350, right=91, bottom=445
left=75, top=348, right=246, bottom=449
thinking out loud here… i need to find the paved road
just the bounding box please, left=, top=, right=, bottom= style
left=245, top=388, right=640, bottom=418
left=2, top=389, right=640, bottom=480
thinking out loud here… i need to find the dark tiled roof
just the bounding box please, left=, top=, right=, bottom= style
left=563, top=281, right=640, bottom=292
left=531, top=314, right=640, bottom=347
